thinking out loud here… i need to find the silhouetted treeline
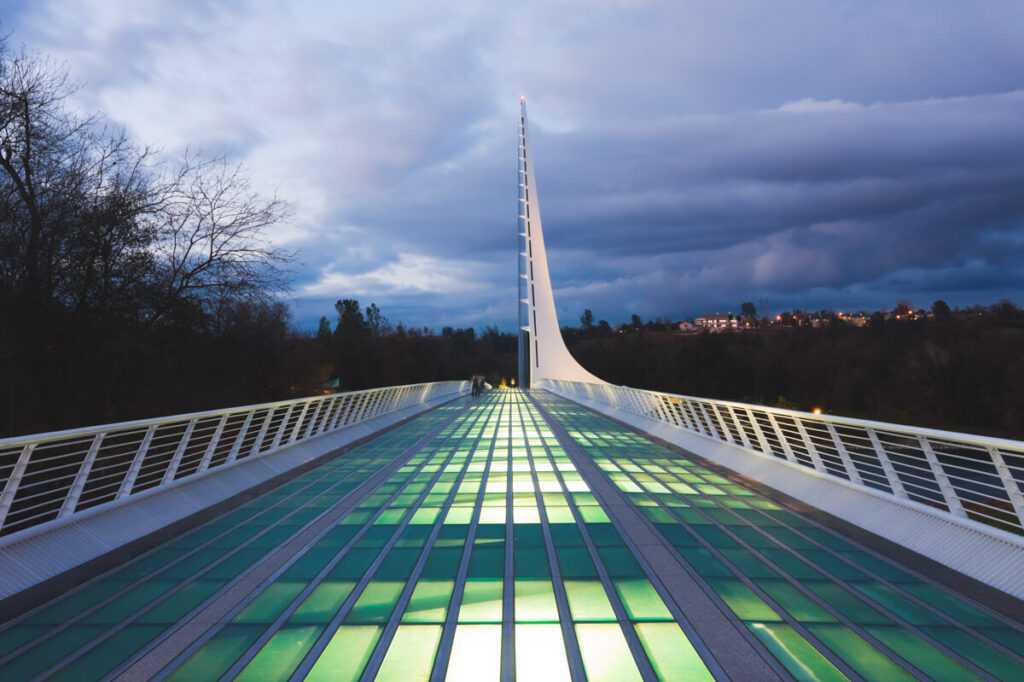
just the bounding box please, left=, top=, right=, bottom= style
left=316, top=299, right=517, bottom=393
left=565, top=302, right=1024, bottom=440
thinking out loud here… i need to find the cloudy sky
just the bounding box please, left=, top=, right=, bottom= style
left=5, top=1, right=1024, bottom=330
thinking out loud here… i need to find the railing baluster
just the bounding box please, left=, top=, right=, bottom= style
left=60, top=433, right=106, bottom=517
left=162, top=419, right=197, bottom=484
left=988, top=447, right=1024, bottom=528
left=867, top=428, right=908, bottom=499
left=197, top=415, right=229, bottom=474
left=919, top=436, right=967, bottom=518
left=270, top=405, right=296, bottom=450
left=304, top=400, right=326, bottom=438
left=0, top=443, right=36, bottom=530
left=709, top=403, right=733, bottom=444
left=746, top=408, right=773, bottom=456
left=826, top=422, right=863, bottom=485
left=290, top=401, right=312, bottom=443
left=227, top=411, right=255, bottom=464
left=249, top=408, right=276, bottom=457
left=727, top=406, right=752, bottom=449
left=698, top=402, right=722, bottom=440
left=793, top=417, right=826, bottom=473
left=118, top=425, right=157, bottom=499
left=765, top=412, right=798, bottom=464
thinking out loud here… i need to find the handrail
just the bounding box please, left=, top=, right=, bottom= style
left=538, top=379, right=1024, bottom=536
left=0, top=381, right=469, bottom=537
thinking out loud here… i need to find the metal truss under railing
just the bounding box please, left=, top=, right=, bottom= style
left=539, top=380, right=1024, bottom=536
left=0, top=381, right=468, bottom=538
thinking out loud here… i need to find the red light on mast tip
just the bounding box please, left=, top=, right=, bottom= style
left=520, top=95, right=526, bottom=102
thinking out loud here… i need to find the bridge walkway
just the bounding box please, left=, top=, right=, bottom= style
left=0, top=390, right=1021, bottom=681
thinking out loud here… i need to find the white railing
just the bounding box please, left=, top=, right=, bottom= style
left=539, top=380, right=1024, bottom=536
left=0, top=381, right=468, bottom=538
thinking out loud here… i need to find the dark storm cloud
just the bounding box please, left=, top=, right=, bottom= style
left=8, top=1, right=1024, bottom=328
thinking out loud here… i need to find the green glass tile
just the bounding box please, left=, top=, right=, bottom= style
left=759, top=549, right=825, bottom=580
left=290, top=581, right=356, bottom=623
left=345, top=581, right=404, bottom=623
left=614, top=579, right=673, bottom=621
left=640, top=506, right=677, bottom=523
left=515, top=623, right=571, bottom=682
left=515, top=546, right=551, bottom=577
left=549, top=524, right=584, bottom=546
left=402, top=580, right=454, bottom=623
left=468, top=546, right=505, bottom=578
left=319, top=525, right=358, bottom=547
left=851, top=582, right=945, bottom=625
left=0, top=625, right=48, bottom=658
left=83, top=580, right=177, bottom=624
left=979, top=626, right=1024, bottom=656
left=575, top=623, right=643, bottom=682
left=635, top=622, right=714, bottom=682
left=421, top=546, right=464, bottom=578
left=706, top=578, right=781, bottom=622
left=805, top=582, right=891, bottom=625
left=747, top=622, right=849, bottom=682
left=458, top=579, right=504, bottom=623
left=579, top=506, right=611, bottom=522
left=801, top=550, right=869, bottom=581
left=757, top=579, right=837, bottom=622
left=1, top=625, right=102, bottom=679
left=704, top=507, right=746, bottom=525
left=47, top=624, right=166, bottom=682
left=719, top=548, right=779, bottom=579
left=139, top=580, right=223, bottom=623
left=437, top=524, right=470, bottom=544
left=865, top=625, right=982, bottom=682
left=900, top=585, right=1002, bottom=629
left=556, top=546, right=598, bottom=578
left=445, top=624, right=501, bottom=682
left=206, top=547, right=268, bottom=580
left=564, top=580, right=617, bottom=621
left=24, top=578, right=127, bottom=625
left=305, top=625, right=381, bottom=682
left=655, top=524, right=699, bottom=547
left=807, top=623, right=915, bottom=681
left=597, top=546, right=643, bottom=576
left=730, top=525, right=785, bottom=549
left=160, top=548, right=223, bottom=579
left=676, top=547, right=733, bottom=577
left=691, top=525, right=741, bottom=548
left=284, top=547, right=339, bottom=580
left=329, top=548, right=377, bottom=579
left=167, top=624, right=264, bottom=682
left=235, top=624, right=322, bottom=681
left=514, top=524, right=545, bottom=546
left=923, top=626, right=1023, bottom=679
left=376, top=548, right=423, bottom=579
left=233, top=580, right=306, bottom=623
left=357, top=525, right=396, bottom=547
left=587, top=523, right=623, bottom=545
left=514, top=579, right=559, bottom=622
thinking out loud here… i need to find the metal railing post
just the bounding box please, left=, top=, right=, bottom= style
left=918, top=437, right=967, bottom=518
left=249, top=408, right=276, bottom=457
left=227, top=410, right=255, bottom=463
left=793, top=418, right=826, bottom=473
left=727, top=405, right=752, bottom=449
left=162, top=419, right=197, bottom=484
left=867, top=428, right=908, bottom=499
left=709, top=403, right=734, bottom=444
left=988, top=447, right=1024, bottom=528
left=826, top=422, right=863, bottom=485
left=118, top=425, right=157, bottom=499
left=197, top=415, right=229, bottom=474
left=289, top=401, right=312, bottom=443
left=746, top=408, right=774, bottom=456
left=60, top=433, right=106, bottom=518
left=0, top=443, right=36, bottom=530
left=765, top=412, right=798, bottom=464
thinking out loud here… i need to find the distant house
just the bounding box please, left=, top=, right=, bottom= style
left=677, top=321, right=697, bottom=333
left=695, top=313, right=738, bottom=330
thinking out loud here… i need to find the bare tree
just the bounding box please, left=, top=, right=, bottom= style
left=145, top=152, right=292, bottom=326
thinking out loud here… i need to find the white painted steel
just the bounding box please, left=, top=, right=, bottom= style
left=0, top=381, right=468, bottom=538
left=538, top=379, right=1024, bottom=536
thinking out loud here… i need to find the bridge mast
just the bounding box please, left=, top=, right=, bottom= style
left=516, top=98, right=606, bottom=388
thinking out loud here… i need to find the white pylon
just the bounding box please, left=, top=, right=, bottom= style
left=517, top=98, right=606, bottom=388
